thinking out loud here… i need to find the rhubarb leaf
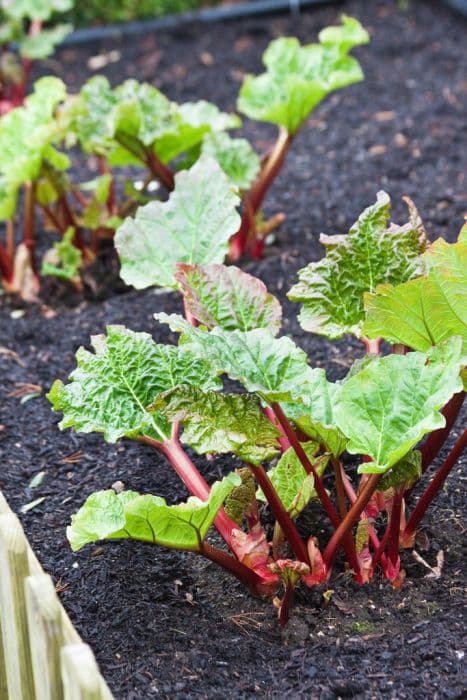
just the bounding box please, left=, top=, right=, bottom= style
left=288, top=192, right=428, bottom=339
left=4, top=0, right=73, bottom=21
left=363, top=233, right=467, bottom=350
left=237, top=16, right=369, bottom=134
left=334, top=339, right=465, bottom=474
left=19, top=24, right=72, bottom=60
left=201, top=132, right=260, bottom=190
left=175, top=263, right=282, bottom=333
left=48, top=325, right=220, bottom=443
left=282, top=369, right=347, bottom=457
left=155, top=314, right=314, bottom=403
left=41, top=227, right=82, bottom=281
left=115, top=157, right=241, bottom=289
left=153, top=386, right=280, bottom=464
left=67, top=473, right=240, bottom=552
left=257, top=442, right=328, bottom=518
left=0, top=77, right=67, bottom=219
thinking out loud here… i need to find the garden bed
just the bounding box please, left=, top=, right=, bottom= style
left=0, top=1, right=466, bottom=697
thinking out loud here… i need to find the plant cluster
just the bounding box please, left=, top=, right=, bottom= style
left=49, top=169, right=466, bottom=625
left=0, top=0, right=73, bottom=115
left=0, top=16, right=369, bottom=299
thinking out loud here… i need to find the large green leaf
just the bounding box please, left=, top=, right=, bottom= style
left=47, top=325, right=220, bottom=443
left=288, top=192, right=428, bottom=339
left=363, top=233, right=467, bottom=350
left=282, top=368, right=347, bottom=457
left=2, top=0, right=72, bottom=21
left=201, top=132, right=260, bottom=190
left=156, top=313, right=314, bottom=403
left=67, top=473, right=240, bottom=553
left=115, top=157, right=241, bottom=289
left=257, top=442, right=328, bottom=518
left=0, top=76, right=67, bottom=219
left=237, top=16, right=369, bottom=134
left=175, top=263, right=282, bottom=334
left=153, top=386, right=280, bottom=464
left=333, top=339, right=465, bottom=474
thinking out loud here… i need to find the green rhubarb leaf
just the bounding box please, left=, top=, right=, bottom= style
left=19, top=24, right=72, bottom=60
left=282, top=368, right=347, bottom=457
left=41, top=227, right=82, bottom=281
left=224, top=468, right=256, bottom=524
left=288, top=192, right=428, bottom=339
left=2, top=0, right=73, bottom=21
left=47, top=325, right=220, bottom=443
left=379, top=451, right=422, bottom=492
left=156, top=314, right=314, bottom=403
left=153, top=385, right=280, bottom=464
left=363, top=233, right=467, bottom=351
left=115, top=157, right=241, bottom=289
left=201, top=132, right=260, bottom=190
left=175, top=263, right=282, bottom=334
left=333, top=338, right=465, bottom=474
left=67, top=472, right=240, bottom=553
left=237, top=16, right=369, bottom=134
left=257, top=442, right=328, bottom=518
left=0, top=76, right=67, bottom=219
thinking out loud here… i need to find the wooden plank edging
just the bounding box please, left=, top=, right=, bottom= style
left=0, top=490, right=113, bottom=699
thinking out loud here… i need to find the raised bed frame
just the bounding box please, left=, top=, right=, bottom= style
left=0, top=490, right=113, bottom=700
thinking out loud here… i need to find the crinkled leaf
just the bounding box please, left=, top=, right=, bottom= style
left=175, top=263, right=282, bottom=334
left=237, top=16, right=369, bottom=134
left=19, top=24, right=72, bottom=59
left=153, top=386, right=280, bottom=464
left=334, top=339, right=465, bottom=474
left=257, top=442, right=328, bottom=518
left=41, top=227, right=82, bottom=281
left=156, top=313, right=314, bottom=403
left=48, top=325, right=220, bottom=443
left=0, top=76, right=67, bottom=219
left=67, top=473, right=240, bottom=553
left=379, top=451, right=422, bottom=492
left=282, top=368, right=347, bottom=457
left=116, top=157, right=241, bottom=289
left=201, top=131, right=260, bottom=190
left=224, top=468, right=257, bottom=525
left=363, top=233, right=467, bottom=351
left=288, top=192, right=428, bottom=339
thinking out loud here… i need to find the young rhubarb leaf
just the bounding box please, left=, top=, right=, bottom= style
left=333, top=339, right=465, bottom=474
left=174, top=263, right=282, bottom=334
left=224, top=468, right=257, bottom=525
left=201, top=132, right=260, bottom=190
left=41, top=227, right=82, bottom=281
left=363, top=232, right=467, bottom=351
left=153, top=386, right=280, bottom=464
left=237, top=16, right=369, bottom=134
left=379, top=451, right=422, bottom=492
left=288, top=192, right=427, bottom=339
left=0, top=76, right=67, bottom=218
left=48, top=325, right=221, bottom=443
left=257, top=442, right=328, bottom=518
left=155, top=314, right=314, bottom=403
left=115, top=157, right=241, bottom=289
left=19, top=24, right=72, bottom=60
left=67, top=473, right=241, bottom=552
left=4, top=0, right=73, bottom=21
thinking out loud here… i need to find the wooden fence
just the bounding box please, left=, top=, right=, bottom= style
left=0, top=490, right=114, bottom=700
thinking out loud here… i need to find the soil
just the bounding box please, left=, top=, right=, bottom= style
left=1, top=1, right=466, bottom=698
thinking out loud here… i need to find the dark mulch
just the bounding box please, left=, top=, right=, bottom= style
left=1, top=1, right=466, bottom=698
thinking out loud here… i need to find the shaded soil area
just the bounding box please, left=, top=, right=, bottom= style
left=1, top=1, right=466, bottom=698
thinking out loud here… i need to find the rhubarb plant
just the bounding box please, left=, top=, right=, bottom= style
left=0, top=0, right=72, bottom=114
left=49, top=196, right=466, bottom=625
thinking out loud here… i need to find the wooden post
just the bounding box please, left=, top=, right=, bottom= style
left=0, top=513, right=36, bottom=700
left=25, top=574, right=64, bottom=700
left=61, top=644, right=106, bottom=700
